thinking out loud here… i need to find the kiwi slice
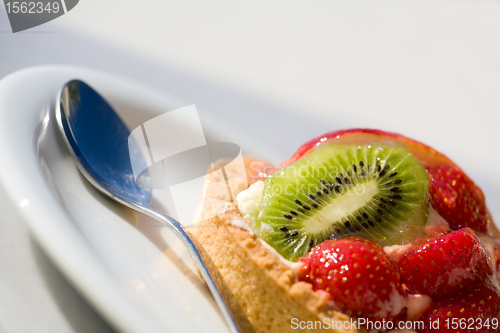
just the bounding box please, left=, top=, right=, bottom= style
left=256, top=144, right=429, bottom=261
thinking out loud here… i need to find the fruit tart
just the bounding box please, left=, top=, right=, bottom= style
left=189, top=129, right=500, bottom=333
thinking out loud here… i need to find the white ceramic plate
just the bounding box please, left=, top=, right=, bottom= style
left=0, top=65, right=251, bottom=333
left=1, top=65, right=499, bottom=333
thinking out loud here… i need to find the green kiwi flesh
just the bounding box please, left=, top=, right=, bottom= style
left=256, top=144, right=429, bottom=262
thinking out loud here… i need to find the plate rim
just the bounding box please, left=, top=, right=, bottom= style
left=0, top=65, right=200, bottom=333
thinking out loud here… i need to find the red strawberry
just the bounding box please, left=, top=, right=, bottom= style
left=428, top=164, right=492, bottom=233
left=396, top=228, right=493, bottom=300
left=278, top=128, right=455, bottom=170
left=298, top=238, right=406, bottom=321
left=419, top=285, right=500, bottom=333
left=495, top=248, right=500, bottom=273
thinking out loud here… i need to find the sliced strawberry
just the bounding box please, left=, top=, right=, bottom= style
left=396, top=228, right=493, bottom=300
left=243, top=157, right=274, bottom=185
left=418, top=285, right=500, bottom=333
left=298, top=238, right=406, bottom=321
left=428, top=164, right=492, bottom=233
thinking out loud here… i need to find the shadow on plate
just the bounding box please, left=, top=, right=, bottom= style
left=30, top=235, right=117, bottom=333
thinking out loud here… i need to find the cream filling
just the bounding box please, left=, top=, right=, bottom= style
left=406, top=294, right=432, bottom=320
left=228, top=217, right=254, bottom=235
left=383, top=243, right=413, bottom=263
left=234, top=180, right=298, bottom=270
left=235, top=180, right=264, bottom=227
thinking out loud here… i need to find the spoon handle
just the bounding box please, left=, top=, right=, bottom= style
left=137, top=207, right=244, bottom=333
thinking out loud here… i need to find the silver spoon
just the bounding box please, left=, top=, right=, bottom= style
left=55, top=80, right=244, bottom=333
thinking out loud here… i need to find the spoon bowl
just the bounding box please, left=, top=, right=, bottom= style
left=56, top=80, right=244, bottom=333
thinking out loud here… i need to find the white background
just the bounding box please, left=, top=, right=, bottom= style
left=1, top=1, right=499, bottom=332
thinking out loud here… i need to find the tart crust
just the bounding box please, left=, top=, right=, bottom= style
left=189, top=158, right=355, bottom=333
